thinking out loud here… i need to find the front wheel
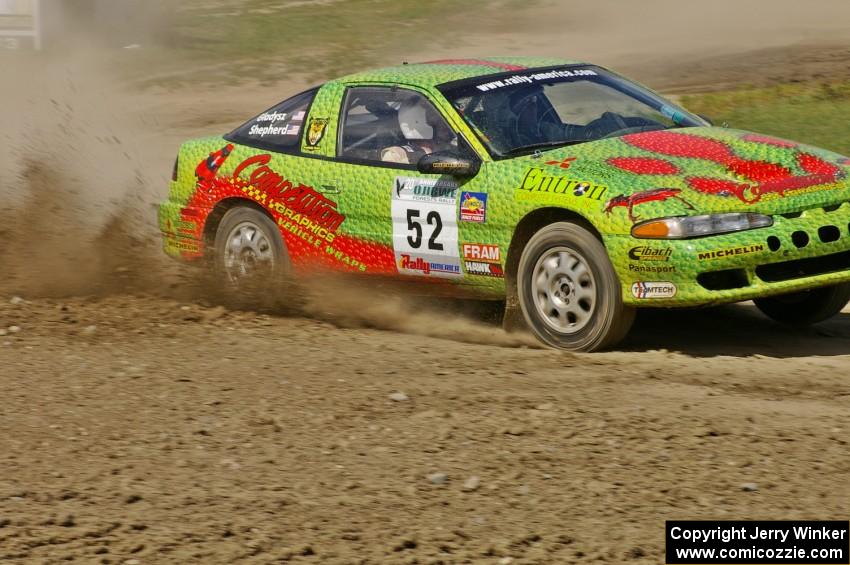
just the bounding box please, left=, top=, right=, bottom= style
left=516, top=221, right=635, bottom=352
left=753, top=283, right=850, bottom=326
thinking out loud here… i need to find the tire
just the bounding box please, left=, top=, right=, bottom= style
left=753, top=282, right=850, bottom=326
left=516, top=221, right=635, bottom=352
left=212, top=206, right=290, bottom=304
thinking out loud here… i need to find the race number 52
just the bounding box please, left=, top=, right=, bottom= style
left=392, top=177, right=461, bottom=278
left=406, top=209, right=444, bottom=251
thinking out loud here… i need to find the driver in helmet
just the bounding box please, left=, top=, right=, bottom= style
left=381, top=97, right=454, bottom=164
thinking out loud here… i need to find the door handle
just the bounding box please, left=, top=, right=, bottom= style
left=319, top=184, right=341, bottom=194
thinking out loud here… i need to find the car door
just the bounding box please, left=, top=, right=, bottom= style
left=319, top=85, right=468, bottom=279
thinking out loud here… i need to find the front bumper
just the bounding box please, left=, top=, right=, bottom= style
left=608, top=202, right=850, bottom=307
left=158, top=200, right=205, bottom=261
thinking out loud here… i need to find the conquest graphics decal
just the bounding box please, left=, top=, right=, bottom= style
left=459, top=192, right=488, bottom=223
left=198, top=152, right=372, bottom=273
left=392, top=177, right=462, bottom=278
left=698, top=244, right=765, bottom=261
left=306, top=118, right=329, bottom=147
left=605, top=188, right=695, bottom=223
left=629, top=246, right=672, bottom=262
left=515, top=168, right=607, bottom=209
left=631, top=281, right=677, bottom=299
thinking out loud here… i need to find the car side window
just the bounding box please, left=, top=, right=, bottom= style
left=227, top=88, right=317, bottom=153
left=338, top=87, right=458, bottom=167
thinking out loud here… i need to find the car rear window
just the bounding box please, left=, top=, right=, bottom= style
left=227, top=88, right=318, bottom=153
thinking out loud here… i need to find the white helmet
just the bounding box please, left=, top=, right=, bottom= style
left=398, top=99, right=434, bottom=141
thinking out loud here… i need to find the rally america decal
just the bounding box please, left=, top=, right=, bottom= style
left=392, top=177, right=462, bottom=278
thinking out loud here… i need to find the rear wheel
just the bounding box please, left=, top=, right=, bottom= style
left=212, top=206, right=290, bottom=303
left=516, top=221, right=634, bottom=351
left=753, top=283, right=850, bottom=325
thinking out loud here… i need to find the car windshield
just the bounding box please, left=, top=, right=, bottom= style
left=438, top=65, right=708, bottom=158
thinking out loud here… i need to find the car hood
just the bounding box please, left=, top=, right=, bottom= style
left=522, top=127, right=850, bottom=221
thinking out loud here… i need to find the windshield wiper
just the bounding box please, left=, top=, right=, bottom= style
left=502, top=139, right=585, bottom=157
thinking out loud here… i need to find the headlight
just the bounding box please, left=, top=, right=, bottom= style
left=631, top=213, right=773, bottom=239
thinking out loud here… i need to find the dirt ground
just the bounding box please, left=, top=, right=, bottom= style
left=2, top=2, right=850, bottom=563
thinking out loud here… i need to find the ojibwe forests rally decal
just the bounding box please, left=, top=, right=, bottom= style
left=184, top=146, right=397, bottom=273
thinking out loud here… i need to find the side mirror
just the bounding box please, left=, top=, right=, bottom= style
left=417, top=151, right=481, bottom=177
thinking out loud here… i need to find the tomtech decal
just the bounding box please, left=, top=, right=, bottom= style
left=631, top=281, right=677, bottom=299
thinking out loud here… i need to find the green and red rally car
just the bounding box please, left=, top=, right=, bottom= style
left=159, top=57, right=850, bottom=351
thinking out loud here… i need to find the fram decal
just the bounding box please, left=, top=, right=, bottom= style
left=698, top=245, right=764, bottom=261
left=462, top=243, right=501, bottom=263
left=459, top=192, right=488, bottom=223
left=631, top=281, right=677, bottom=299
left=605, top=188, right=695, bottom=223
left=306, top=118, right=329, bottom=147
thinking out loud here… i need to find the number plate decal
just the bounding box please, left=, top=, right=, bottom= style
left=392, top=177, right=462, bottom=278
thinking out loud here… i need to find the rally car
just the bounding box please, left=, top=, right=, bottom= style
left=159, top=57, right=850, bottom=351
